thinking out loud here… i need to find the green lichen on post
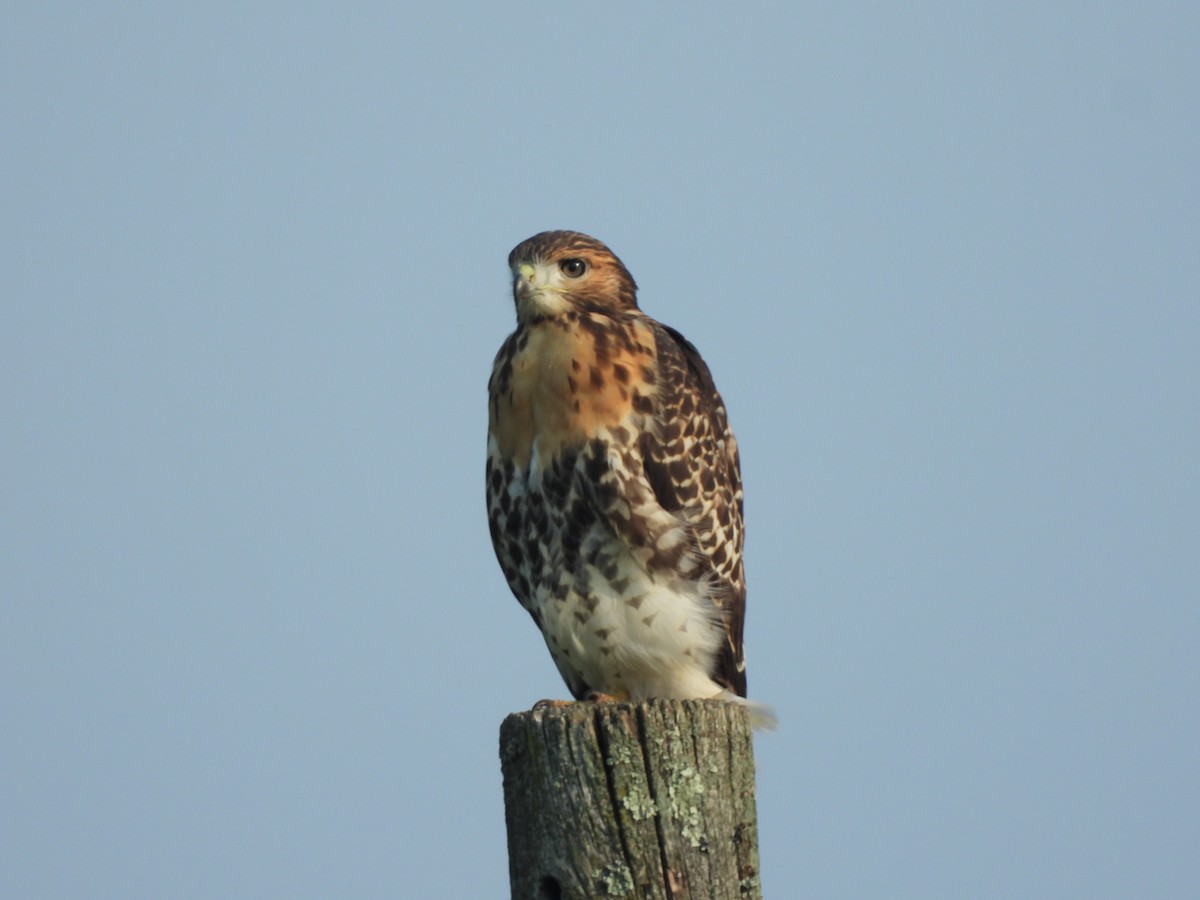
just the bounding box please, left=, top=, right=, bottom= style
left=619, top=779, right=656, bottom=822
left=605, top=742, right=636, bottom=767
left=605, top=744, right=655, bottom=822
left=664, top=764, right=709, bottom=850
left=595, top=861, right=634, bottom=896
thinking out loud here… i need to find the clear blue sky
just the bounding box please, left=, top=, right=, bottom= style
left=4, top=3, right=1197, bottom=897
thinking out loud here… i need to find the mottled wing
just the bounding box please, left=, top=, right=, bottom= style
left=630, top=322, right=747, bottom=696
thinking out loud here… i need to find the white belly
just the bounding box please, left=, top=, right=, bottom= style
left=533, top=546, right=726, bottom=701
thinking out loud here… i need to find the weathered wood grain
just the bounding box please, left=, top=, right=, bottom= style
left=500, top=700, right=762, bottom=899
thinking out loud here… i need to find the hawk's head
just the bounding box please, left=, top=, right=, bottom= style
left=508, top=231, right=639, bottom=322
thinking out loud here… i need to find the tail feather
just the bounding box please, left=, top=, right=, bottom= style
left=719, top=691, right=777, bottom=731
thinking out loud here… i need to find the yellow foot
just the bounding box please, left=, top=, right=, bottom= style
left=530, top=690, right=631, bottom=712
left=530, top=698, right=574, bottom=712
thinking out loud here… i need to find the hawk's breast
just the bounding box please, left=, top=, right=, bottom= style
left=489, top=313, right=658, bottom=473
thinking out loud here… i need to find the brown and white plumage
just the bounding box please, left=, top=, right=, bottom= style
left=486, top=230, right=771, bottom=725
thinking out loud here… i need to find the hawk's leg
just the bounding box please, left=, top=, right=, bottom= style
left=530, top=698, right=574, bottom=712
left=530, top=689, right=631, bottom=712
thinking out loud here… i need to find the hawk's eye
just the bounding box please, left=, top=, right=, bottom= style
left=559, top=258, right=588, bottom=278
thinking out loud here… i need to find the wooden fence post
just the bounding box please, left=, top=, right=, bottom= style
left=499, top=699, right=762, bottom=899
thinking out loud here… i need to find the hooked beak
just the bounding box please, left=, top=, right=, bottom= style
left=513, top=262, right=535, bottom=300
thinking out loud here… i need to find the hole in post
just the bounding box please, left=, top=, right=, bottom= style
left=538, top=875, right=562, bottom=899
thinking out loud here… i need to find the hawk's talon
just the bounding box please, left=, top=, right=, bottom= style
left=531, top=698, right=574, bottom=712
left=530, top=691, right=629, bottom=713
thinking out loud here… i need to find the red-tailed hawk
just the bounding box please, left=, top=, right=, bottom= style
left=486, top=231, right=772, bottom=726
